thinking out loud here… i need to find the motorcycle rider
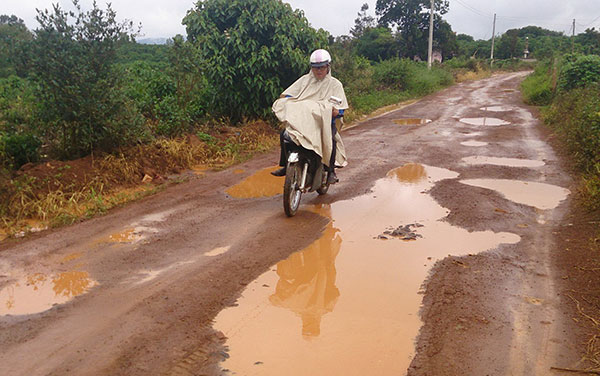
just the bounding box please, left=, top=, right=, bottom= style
left=271, top=49, right=348, bottom=185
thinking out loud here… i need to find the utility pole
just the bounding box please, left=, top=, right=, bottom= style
left=490, top=13, right=496, bottom=67
left=427, top=0, right=434, bottom=69
left=572, top=18, right=576, bottom=53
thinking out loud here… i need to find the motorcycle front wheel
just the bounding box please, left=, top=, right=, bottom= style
left=283, top=162, right=302, bottom=217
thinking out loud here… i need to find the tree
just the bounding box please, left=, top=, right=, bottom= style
left=0, top=15, right=33, bottom=78
left=355, top=27, right=399, bottom=61
left=495, top=29, right=524, bottom=59
left=31, top=0, right=143, bottom=158
left=576, top=28, right=600, bottom=55
left=183, top=0, right=328, bottom=122
left=350, top=3, right=376, bottom=38
left=375, top=0, right=449, bottom=59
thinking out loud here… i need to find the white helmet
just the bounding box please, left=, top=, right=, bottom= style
left=310, top=49, right=331, bottom=67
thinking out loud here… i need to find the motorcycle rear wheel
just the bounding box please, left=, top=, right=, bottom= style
left=283, top=162, right=302, bottom=217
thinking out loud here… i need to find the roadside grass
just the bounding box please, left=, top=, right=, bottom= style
left=522, top=56, right=600, bottom=372
left=0, top=121, right=278, bottom=238
left=541, top=86, right=600, bottom=211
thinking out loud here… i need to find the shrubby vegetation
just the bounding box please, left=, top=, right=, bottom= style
left=522, top=54, right=600, bottom=209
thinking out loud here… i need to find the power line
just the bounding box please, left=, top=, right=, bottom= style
left=453, top=0, right=492, bottom=18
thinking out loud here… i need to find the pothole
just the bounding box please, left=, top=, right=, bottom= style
left=459, top=117, right=511, bottom=126
left=393, top=118, right=432, bottom=125
left=213, top=164, right=520, bottom=375
left=462, top=156, right=545, bottom=168
left=1, top=271, right=97, bottom=316
left=460, top=179, right=570, bottom=210
left=461, top=140, right=489, bottom=147
left=205, top=246, right=231, bottom=257
left=226, top=166, right=283, bottom=199
left=480, top=106, right=512, bottom=112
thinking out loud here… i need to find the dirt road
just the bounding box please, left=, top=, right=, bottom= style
left=0, top=72, right=584, bottom=375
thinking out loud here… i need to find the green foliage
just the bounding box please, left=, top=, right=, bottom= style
left=116, top=41, right=170, bottom=65
left=350, top=3, right=376, bottom=38
left=0, top=75, right=35, bottom=129
left=372, top=58, right=413, bottom=89
left=183, top=0, right=328, bottom=122
left=0, top=132, right=41, bottom=169
left=31, top=0, right=145, bottom=158
left=375, top=0, right=449, bottom=60
left=521, top=66, right=554, bottom=106
left=495, top=29, right=524, bottom=59
left=543, top=85, right=600, bottom=209
left=355, top=27, right=399, bottom=61
left=0, top=15, right=34, bottom=78
left=558, top=54, right=600, bottom=91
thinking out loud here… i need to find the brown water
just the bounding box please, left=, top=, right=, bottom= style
left=226, top=166, right=283, bottom=198
left=462, top=156, right=545, bottom=168
left=0, top=271, right=96, bottom=315
left=393, top=118, right=432, bottom=125
left=459, top=117, right=511, bottom=126
left=461, top=140, right=489, bottom=147
left=480, top=106, right=512, bottom=112
left=214, top=164, right=520, bottom=375
left=460, top=179, right=570, bottom=210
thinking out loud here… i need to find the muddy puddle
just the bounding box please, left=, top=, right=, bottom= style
left=214, top=164, right=520, bottom=375
left=1, top=271, right=96, bottom=316
left=480, top=105, right=512, bottom=112
left=460, top=179, right=570, bottom=210
left=460, top=117, right=511, bottom=126
left=393, top=118, right=432, bottom=125
left=226, top=166, right=283, bottom=198
left=462, top=156, right=545, bottom=168
left=205, top=246, right=231, bottom=257
left=461, top=140, right=489, bottom=147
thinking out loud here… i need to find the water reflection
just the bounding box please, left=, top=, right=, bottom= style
left=269, top=214, right=341, bottom=338
left=386, top=163, right=427, bottom=183
left=1, top=271, right=96, bottom=315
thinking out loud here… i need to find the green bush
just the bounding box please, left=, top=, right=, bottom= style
left=521, top=60, right=554, bottom=105
left=559, top=54, right=600, bottom=91
left=0, top=131, right=41, bottom=169
left=372, top=58, right=413, bottom=89
left=0, top=75, right=34, bottom=129
left=543, top=85, right=600, bottom=208
left=31, top=1, right=143, bottom=158
left=183, top=0, right=328, bottom=122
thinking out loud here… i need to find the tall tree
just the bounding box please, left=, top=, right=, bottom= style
left=375, top=0, right=449, bottom=59
left=183, top=0, right=328, bottom=122
left=350, top=3, right=376, bottom=38
left=0, top=15, right=33, bottom=77
left=32, top=0, right=142, bottom=158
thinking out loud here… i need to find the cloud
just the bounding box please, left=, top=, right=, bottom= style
left=4, top=0, right=600, bottom=40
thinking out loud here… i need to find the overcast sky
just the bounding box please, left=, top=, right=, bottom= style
left=4, top=0, right=600, bottom=41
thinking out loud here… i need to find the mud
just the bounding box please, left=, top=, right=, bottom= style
left=0, top=72, right=585, bottom=376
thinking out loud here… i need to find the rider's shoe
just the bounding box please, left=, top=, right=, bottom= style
left=271, top=167, right=286, bottom=177
left=327, top=171, right=339, bottom=185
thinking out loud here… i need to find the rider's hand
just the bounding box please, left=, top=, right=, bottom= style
left=332, top=108, right=339, bottom=118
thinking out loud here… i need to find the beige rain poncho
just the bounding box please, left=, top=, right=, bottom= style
left=272, top=70, right=349, bottom=167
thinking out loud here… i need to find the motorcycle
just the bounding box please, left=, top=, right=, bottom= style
left=281, top=130, right=331, bottom=217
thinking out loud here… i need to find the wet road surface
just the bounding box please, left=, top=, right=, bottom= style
left=0, top=72, right=580, bottom=375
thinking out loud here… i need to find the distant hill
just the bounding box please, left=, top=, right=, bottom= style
left=137, top=38, right=169, bottom=45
